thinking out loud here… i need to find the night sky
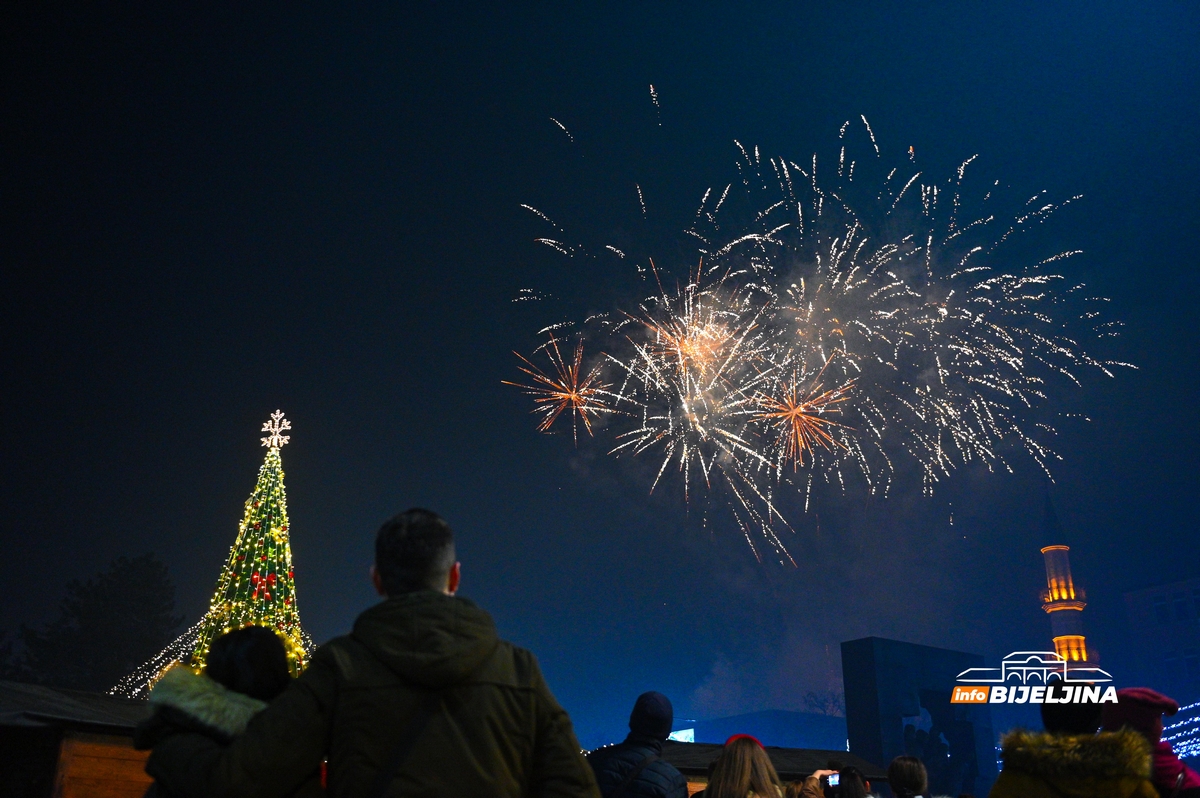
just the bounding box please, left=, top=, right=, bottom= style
left=3, top=2, right=1198, bottom=748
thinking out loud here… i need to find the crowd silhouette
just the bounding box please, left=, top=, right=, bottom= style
left=131, top=508, right=1200, bottom=798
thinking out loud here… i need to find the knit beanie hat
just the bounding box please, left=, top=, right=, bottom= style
left=629, top=691, right=674, bottom=740
left=1101, top=687, right=1179, bottom=742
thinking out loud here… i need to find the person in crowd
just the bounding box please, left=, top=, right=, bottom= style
left=1102, top=686, right=1200, bottom=796
left=145, top=508, right=600, bottom=797
left=135, top=626, right=320, bottom=798
left=586, top=691, right=689, bottom=798
left=833, top=766, right=870, bottom=798
left=988, top=683, right=1158, bottom=798
left=697, top=735, right=783, bottom=798
left=887, top=755, right=927, bottom=798
left=794, top=764, right=870, bottom=798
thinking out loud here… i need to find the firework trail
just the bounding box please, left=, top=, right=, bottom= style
left=510, top=119, right=1133, bottom=561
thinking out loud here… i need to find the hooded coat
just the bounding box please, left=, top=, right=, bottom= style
left=1101, top=686, right=1200, bottom=794
left=145, top=591, right=599, bottom=798
left=988, top=728, right=1160, bottom=798
left=134, top=667, right=321, bottom=798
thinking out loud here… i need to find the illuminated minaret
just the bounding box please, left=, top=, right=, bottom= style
left=1041, top=545, right=1088, bottom=661
left=1039, top=496, right=1090, bottom=662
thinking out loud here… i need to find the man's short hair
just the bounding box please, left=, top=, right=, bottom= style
left=374, top=508, right=456, bottom=595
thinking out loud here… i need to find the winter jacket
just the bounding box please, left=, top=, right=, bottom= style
left=795, top=775, right=825, bottom=798
left=988, top=728, right=1160, bottom=798
left=145, top=591, right=600, bottom=798
left=133, top=666, right=321, bottom=798
left=586, top=734, right=688, bottom=798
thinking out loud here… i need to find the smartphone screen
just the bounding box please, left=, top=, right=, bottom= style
left=828, top=773, right=840, bottom=787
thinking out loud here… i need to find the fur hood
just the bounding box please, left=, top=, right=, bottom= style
left=148, top=666, right=267, bottom=738
left=1000, top=728, right=1152, bottom=780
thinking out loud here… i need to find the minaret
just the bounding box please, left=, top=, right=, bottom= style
left=1039, top=496, right=1089, bottom=662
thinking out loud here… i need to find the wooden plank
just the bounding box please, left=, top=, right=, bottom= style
left=61, top=776, right=154, bottom=798
left=62, top=753, right=152, bottom=781
left=61, top=732, right=141, bottom=750
left=60, top=740, right=149, bottom=761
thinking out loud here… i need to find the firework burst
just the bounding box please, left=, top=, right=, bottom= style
left=508, top=118, right=1133, bottom=560
left=504, top=336, right=614, bottom=443
left=607, top=279, right=776, bottom=495
left=752, top=365, right=854, bottom=470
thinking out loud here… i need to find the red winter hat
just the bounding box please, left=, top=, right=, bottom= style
left=725, top=734, right=763, bottom=748
left=1101, top=687, right=1179, bottom=742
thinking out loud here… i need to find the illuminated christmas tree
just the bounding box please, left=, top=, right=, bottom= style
left=190, top=410, right=308, bottom=675
left=110, top=410, right=311, bottom=696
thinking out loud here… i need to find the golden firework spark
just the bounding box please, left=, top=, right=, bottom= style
left=655, top=319, right=735, bottom=382
left=504, top=337, right=612, bottom=443
left=754, top=368, right=854, bottom=469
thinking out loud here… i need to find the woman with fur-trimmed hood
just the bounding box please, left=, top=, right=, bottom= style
left=989, top=687, right=1157, bottom=798
left=134, top=626, right=321, bottom=798
left=990, top=728, right=1159, bottom=798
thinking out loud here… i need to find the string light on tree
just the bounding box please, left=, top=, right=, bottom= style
left=261, top=410, right=291, bottom=449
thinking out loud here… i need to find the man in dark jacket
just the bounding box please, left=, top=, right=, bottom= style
left=146, top=508, right=600, bottom=798
left=587, top=692, right=688, bottom=798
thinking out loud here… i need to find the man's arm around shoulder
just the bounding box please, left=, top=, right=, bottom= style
left=147, top=646, right=340, bottom=798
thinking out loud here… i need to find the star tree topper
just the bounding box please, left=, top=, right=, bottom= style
left=261, top=410, right=292, bottom=448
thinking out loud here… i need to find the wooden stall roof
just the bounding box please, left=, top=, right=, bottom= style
left=0, top=680, right=151, bottom=733
left=660, top=740, right=885, bottom=781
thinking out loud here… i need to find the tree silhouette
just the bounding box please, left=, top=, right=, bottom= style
left=802, top=688, right=846, bottom=717
left=0, top=630, right=16, bottom=679
left=13, top=554, right=183, bottom=692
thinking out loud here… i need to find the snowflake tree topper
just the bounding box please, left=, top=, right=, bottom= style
left=261, top=410, right=292, bottom=448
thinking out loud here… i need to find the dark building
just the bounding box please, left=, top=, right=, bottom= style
left=0, top=680, right=153, bottom=798
left=1125, top=576, right=1200, bottom=703
left=676, top=709, right=847, bottom=750
left=842, top=637, right=996, bottom=797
